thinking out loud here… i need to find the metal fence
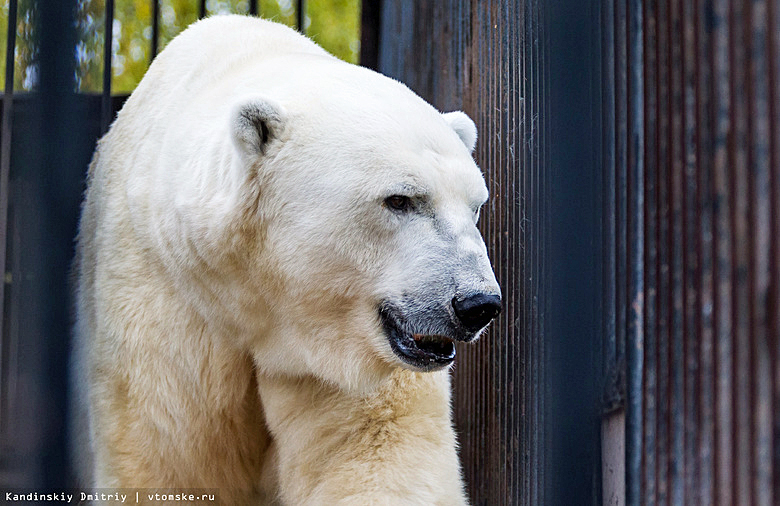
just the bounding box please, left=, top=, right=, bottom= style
left=607, top=1, right=780, bottom=504
left=376, top=0, right=780, bottom=505
left=0, top=0, right=89, bottom=487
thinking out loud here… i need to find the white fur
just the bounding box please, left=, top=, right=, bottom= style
left=442, top=111, right=478, bottom=152
left=70, top=15, right=498, bottom=505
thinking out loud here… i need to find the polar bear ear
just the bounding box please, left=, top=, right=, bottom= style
left=231, top=97, right=287, bottom=156
left=442, top=111, right=477, bottom=152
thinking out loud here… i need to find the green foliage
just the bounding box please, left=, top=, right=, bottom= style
left=0, top=0, right=361, bottom=93
left=0, top=0, right=39, bottom=91
left=305, top=0, right=361, bottom=65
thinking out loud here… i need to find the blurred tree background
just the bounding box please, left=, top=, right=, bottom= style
left=0, top=0, right=361, bottom=94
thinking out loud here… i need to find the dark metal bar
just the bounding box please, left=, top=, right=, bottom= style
left=667, top=0, right=686, bottom=501
left=249, top=0, right=258, bottom=16
left=655, top=0, right=672, bottom=500
left=199, top=0, right=207, bottom=19
left=547, top=0, right=602, bottom=503
left=769, top=0, right=780, bottom=503
left=151, top=0, right=160, bottom=60
left=601, top=0, right=618, bottom=413
left=746, top=1, right=774, bottom=504
left=710, top=0, right=734, bottom=500
left=38, top=0, right=80, bottom=485
left=642, top=4, right=654, bottom=504
left=359, top=0, right=383, bottom=70
left=693, top=0, right=716, bottom=502
left=728, top=1, right=753, bottom=502
left=0, top=0, right=18, bottom=440
left=625, top=0, right=645, bottom=502
left=3, top=181, right=21, bottom=445
left=297, top=0, right=305, bottom=33
left=599, top=1, right=623, bottom=498
left=532, top=0, right=548, bottom=502
left=101, top=0, right=115, bottom=134
left=707, top=1, right=733, bottom=503
left=681, top=0, right=701, bottom=501
left=615, top=0, right=628, bottom=411
left=642, top=0, right=659, bottom=502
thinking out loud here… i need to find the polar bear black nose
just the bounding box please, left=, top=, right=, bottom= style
left=452, top=293, right=502, bottom=332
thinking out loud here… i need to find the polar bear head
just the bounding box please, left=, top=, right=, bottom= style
left=203, top=61, right=500, bottom=391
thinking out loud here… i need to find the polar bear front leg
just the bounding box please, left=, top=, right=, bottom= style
left=255, top=368, right=469, bottom=506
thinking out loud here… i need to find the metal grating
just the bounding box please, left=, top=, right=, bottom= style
left=603, top=0, right=780, bottom=504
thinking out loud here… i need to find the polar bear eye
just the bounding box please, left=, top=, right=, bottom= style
left=385, top=195, right=413, bottom=213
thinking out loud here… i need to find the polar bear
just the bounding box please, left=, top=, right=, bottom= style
left=69, top=15, right=501, bottom=505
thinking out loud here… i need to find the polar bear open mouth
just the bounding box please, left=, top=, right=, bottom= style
left=379, top=306, right=457, bottom=371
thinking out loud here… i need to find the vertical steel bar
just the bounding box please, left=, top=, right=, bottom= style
left=537, top=0, right=548, bottom=501
left=3, top=183, right=20, bottom=441
left=747, top=1, right=773, bottom=504
left=709, top=1, right=734, bottom=504
left=249, top=0, right=258, bottom=16
left=517, top=1, right=530, bottom=502
left=517, top=2, right=528, bottom=504
left=0, top=0, right=18, bottom=439
left=151, top=0, right=160, bottom=60
left=626, top=0, right=645, bottom=503
left=38, top=0, right=80, bottom=485
left=769, top=0, right=780, bottom=502
left=199, top=0, right=207, bottom=19
left=528, top=0, right=537, bottom=501
left=547, top=0, right=602, bottom=503
left=615, top=0, right=628, bottom=406
left=655, top=0, right=671, bottom=500
left=728, top=1, right=752, bottom=502
left=541, top=0, right=552, bottom=499
left=694, top=0, right=716, bottom=502
left=642, top=0, right=659, bottom=503
left=712, top=3, right=734, bottom=504
left=602, top=0, right=617, bottom=412
left=681, top=0, right=700, bottom=501
left=101, top=0, right=114, bottom=134
left=600, top=2, right=624, bottom=503
left=297, top=0, right=305, bottom=33
left=358, top=0, right=382, bottom=69
left=668, top=0, right=686, bottom=501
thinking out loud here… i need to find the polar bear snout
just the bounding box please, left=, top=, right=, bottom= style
left=379, top=289, right=501, bottom=372
left=451, top=292, right=502, bottom=332
left=379, top=305, right=457, bottom=371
